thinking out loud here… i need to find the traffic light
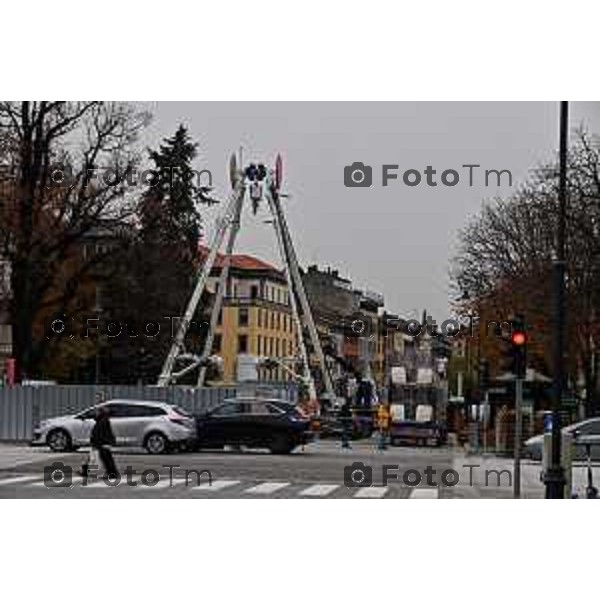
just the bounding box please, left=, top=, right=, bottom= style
left=501, top=315, right=527, bottom=379
left=511, top=316, right=527, bottom=379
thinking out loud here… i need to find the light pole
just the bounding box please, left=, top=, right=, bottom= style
left=545, top=101, right=568, bottom=499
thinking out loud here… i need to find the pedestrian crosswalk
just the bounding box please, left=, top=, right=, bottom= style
left=0, top=475, right=40, bottom=487
left=190, top=479, right=240, bottom=492
left=0, top=473, right=441, bottom=499
left=299, top=484, right=340, bottom=497
left=353, top=486, right=388, bottom=498
left=244, top=481, right=291, bottom=495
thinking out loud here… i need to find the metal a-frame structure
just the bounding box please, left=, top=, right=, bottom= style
left=156, top=152, right=334, bottom=406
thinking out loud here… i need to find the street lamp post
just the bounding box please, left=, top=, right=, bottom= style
left=545, top=101, right=569, bottom=499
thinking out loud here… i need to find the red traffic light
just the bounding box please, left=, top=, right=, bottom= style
left=512, top=331, right=527, bottom=346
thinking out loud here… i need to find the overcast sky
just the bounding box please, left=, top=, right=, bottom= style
left=139, top=102, right=600, bottom=322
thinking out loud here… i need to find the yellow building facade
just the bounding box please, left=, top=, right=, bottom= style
left=203, top=250, right=298, bottom=384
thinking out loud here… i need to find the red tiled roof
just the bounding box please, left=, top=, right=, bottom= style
left=198, top=245, right=280, bottom=272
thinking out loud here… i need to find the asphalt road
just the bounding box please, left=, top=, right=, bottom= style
left=0, top=440, right=460, bottom=499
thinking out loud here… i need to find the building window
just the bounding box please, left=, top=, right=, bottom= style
left=275, top=339, right=280, bottom=357
left=239, top=308, right=249, bottom=327
left=212, top=335, right=222, bottom=353
left=270, top=312, right=275, bottom=329
left=251, top=285, right=258, bottom=299
left=257, top=335, right=262, bottom=355
left=238, top=335, right=248, bottom=354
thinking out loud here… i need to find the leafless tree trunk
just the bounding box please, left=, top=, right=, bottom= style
left=0, top=101, right=150, bottom=378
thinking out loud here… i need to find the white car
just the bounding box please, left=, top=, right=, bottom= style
left=32, top=399, right=197, bottom=454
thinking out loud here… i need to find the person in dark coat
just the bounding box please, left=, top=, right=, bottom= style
left=90, top=406, right=119, bottom=479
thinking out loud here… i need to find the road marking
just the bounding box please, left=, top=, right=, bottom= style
left=353, top=486, right=388, bottom=498
left=244, top=482, right=290, bottom=495
left=409, top=487, right=439, bottom=499
left=29, top=477, right=121, bottom=488
left=299, top=484, right=340, bottom=497
left=0, top=475, right=41, bottom=487
left=190, top=479, right=241, bottom=492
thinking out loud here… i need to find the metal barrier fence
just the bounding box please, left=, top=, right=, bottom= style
left=0, top=383, right=297, bottom=441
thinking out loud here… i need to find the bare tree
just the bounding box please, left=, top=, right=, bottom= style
left=0, top=101, right=150, bottom=378
left=451, top=131, right=600, bottom=413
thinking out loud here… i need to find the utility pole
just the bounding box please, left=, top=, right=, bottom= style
left=514, top=377, right=523, bottom=498
left=509, top=316, right=526, bottom=499
left=545, top=101, right=568, bottom=499
left=482, top=389, right=490, bottom=454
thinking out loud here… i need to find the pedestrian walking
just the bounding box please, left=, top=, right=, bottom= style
left=90, top=406, right=119, bottom=480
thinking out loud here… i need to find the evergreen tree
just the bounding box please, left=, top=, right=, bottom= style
left=140, top=124, right=205, bottom=254
left=104, top=125, right=213, bottom=384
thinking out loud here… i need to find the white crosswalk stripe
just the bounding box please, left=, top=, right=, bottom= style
left=30, top=478, right=118, bottom=488
left=0, top=475, right=40, bottom=487
left=190, top=479, right=240, bottom=492
left=0, top=475, right=434, bottom=499
left=299, top=484, right=340, bottom=497
left=244, top=482, right=290, bottom=495
left=409, top=487, right=439, bottom=499
left=353, top=486, right=388, bottom=498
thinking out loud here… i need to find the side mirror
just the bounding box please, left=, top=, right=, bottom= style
left=573, top=429, right=581, bottom=439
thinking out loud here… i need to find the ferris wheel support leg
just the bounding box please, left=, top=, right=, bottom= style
left=156, top=187, right=244, bottom=386
left=271, top=192, right=335, bottom=401
left=266, top=190, right=317, bottom=401
left=196, top=191, right=244, bottom=386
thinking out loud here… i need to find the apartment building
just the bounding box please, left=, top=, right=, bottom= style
left=200, top=247, right=297, bottom=384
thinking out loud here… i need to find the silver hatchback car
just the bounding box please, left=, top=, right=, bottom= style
left=32, top=399, right=197, bottom=454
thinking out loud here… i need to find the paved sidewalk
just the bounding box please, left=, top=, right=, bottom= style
left=452, top=451, right=600, bottom=498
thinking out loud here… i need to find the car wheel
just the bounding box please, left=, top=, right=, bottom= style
left=47, top=428, right=72, bottom=452
left=269, top=435, right=294, bottom=455
left=144, top=432, right=169, bottom=455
